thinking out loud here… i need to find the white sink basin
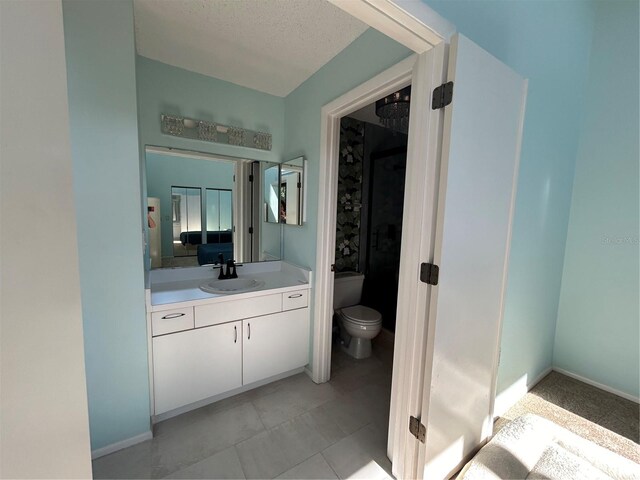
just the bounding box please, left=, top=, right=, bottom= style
left=200, top=277, right=265, bottom=295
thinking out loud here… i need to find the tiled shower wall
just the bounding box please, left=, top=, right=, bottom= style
left=335, top=118, right=365, bottom=272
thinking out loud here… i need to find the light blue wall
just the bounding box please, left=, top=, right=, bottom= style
left=554, top=0, right=639, bottom=398
left=146, top=152, right=235, bottom=256
left=283, top=29, right=411, bottom=269
left=136, top=56, right=284, bottom=163
left=136, top=56, right=286, bottom=266
left=63, top=0, right=150, bottom=451
left=425, top=0, right=595, bottom=396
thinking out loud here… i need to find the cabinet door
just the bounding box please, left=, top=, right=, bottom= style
left=243, top=309, right=310, bottom=385
left=153, top=321, right=242, bottom=415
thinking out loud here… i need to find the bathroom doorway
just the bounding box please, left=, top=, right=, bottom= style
left=329, top=89, right=410, bottom=430
left=334, top=96, right=409, bottom=337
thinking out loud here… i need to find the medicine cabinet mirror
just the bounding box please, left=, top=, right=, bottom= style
left=263, top=156, right=305, bottom=226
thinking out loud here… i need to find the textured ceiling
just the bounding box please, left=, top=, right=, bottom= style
left=133, top=0, right=369, bottom=97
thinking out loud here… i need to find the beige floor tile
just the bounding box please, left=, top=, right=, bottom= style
left=252, top=377, right=338, bottom=429
left=164, top=446, right=245, bottom=479
left=276, top=454, right=339, bottom=480
left=92, top=440, right=153, bottom=479
left=269, top=412, right=335, bottom=467
left=151, top=402, right=264, bottom=478
left=234, top=430, right=292, bottom=479
left=321, top=424, right=392, bottom=480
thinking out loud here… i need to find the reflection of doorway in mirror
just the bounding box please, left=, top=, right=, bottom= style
left=280, top=182, right=287, bottom=223
left=280, top=171, right=301, bottom=225
left=171, top=186, right=202, bottom=258
left=148, top=197, right=161, bottom=268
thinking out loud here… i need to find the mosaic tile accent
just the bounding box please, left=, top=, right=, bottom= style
left=335, top=118, right=364, bottom=272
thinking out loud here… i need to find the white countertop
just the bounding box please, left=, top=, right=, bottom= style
left=148, top=261, right=312, bottom=311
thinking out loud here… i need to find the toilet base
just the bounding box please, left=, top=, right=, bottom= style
left=341, top=336, right=372, bottom=359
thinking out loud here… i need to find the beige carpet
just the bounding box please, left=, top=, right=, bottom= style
left=495, top=371, right=639, bottom=464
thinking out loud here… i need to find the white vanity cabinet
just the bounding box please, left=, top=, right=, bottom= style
left=152, top=321, right=242, bottom=414
left=150, top=288, right=310, bottom=417
left=243, top=308, right=310, bottom=385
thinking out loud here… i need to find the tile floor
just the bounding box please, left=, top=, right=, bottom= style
left=94, top=341, right=639, bottom=480
left=93, top=339, right=395, bottom=479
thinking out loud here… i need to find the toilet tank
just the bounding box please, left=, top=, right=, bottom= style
left=333, top=272, right=365, bottom=309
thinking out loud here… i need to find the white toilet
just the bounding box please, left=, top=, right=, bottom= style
left=333, top=272, right=382, bottom=359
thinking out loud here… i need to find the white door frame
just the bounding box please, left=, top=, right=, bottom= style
left=312, top=5, right=453, bottom=479
left=312, top=54, right=416, bottom=383
left=311, top=0, right=450, bottom=383
left=312, top=49, right=447, bottom=478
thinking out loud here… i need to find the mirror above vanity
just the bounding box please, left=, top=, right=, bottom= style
left=146, top=147, right=277, bottom=268
left=145, top=146, right=305, bottom=269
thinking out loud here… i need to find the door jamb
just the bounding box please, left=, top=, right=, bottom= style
left=312, top=54, right=415, bottom=383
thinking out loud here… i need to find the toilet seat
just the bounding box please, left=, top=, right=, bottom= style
left=340, top=305, right=381, bottom=324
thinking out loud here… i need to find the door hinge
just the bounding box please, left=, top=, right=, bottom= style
left=409, top=416, right=426, bottom=443
left=248, top=227, right=254, bottom=234
left=330, top=264, right=335, bottom=272
left=249, top=174, right=254, bottom=182
left=432, top=81, right=454, bottom=110
left=420, top=263, right=439, bottom=285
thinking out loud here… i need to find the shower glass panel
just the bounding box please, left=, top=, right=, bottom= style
left=172, top=186, right=202, bottom=257
left=363, top=151, right=407, bottom=332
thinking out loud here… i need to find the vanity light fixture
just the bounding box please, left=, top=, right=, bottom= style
left=375, top=86, right=411, bottom=133
left=161, top=114, right=272, bottom=151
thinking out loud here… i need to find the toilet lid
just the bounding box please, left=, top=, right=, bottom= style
left=341, top=305, right=382, bottom=324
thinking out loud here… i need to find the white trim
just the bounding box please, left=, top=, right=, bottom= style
left=486, top=78, right=529, bottom=431
left=385, top=0, right=456, bottom=42
left=493, top=367, right=553, bottom=419
left=328, top=0, right=450, bottom=53
left=388, top=44, right=447, bottom=480
left=145, top=145, right=242, bottom=165
left=312, top=54, right=416, bottom=384
left=553, top=367, right=640, bottom=404
left=91, top=431, right=153, bottom=460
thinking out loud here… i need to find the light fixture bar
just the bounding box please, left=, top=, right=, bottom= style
left=160, top=114, right=272, bottom=151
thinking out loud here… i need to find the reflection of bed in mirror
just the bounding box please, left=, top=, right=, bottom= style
left=177, top=230, right=234, bottom=266
left=179, top=230, right=232, bottom=246
left=145, top=146, right=285, bottom=269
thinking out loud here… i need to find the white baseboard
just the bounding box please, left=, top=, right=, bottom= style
left=552, top=367, right=639, bottom=403
left=91, top=431, right=153, bottom=460
left=493, top=367, right=552, bottom=419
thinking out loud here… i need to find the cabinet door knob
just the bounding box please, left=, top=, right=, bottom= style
left=247, top=323, right=251, bottom=340
left=234, top=325, right=238, bottom=343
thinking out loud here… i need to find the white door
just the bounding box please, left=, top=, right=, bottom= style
left=418, top=34, right=527, bottom=479
left=153, top=321, right=242, bottom=414
left=243, top=309, right=310, bottom=385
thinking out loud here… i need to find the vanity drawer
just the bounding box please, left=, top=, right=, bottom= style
left=282, top=289, right=308, bottom=311
left=152, top=307, right=194, bottom=336
left=195, top=293, right=282, bottom=328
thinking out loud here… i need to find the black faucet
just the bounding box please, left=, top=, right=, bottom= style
left=214, top=254, right=239, bottom=280
left=216, top=254, right=229, bottom=280
left=226, top=259, right=238, bottom=279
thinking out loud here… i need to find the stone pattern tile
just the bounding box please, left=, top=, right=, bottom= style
left=495, top=371, right=640, bottom=463
left=93, top=339, right=395, bottom=479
